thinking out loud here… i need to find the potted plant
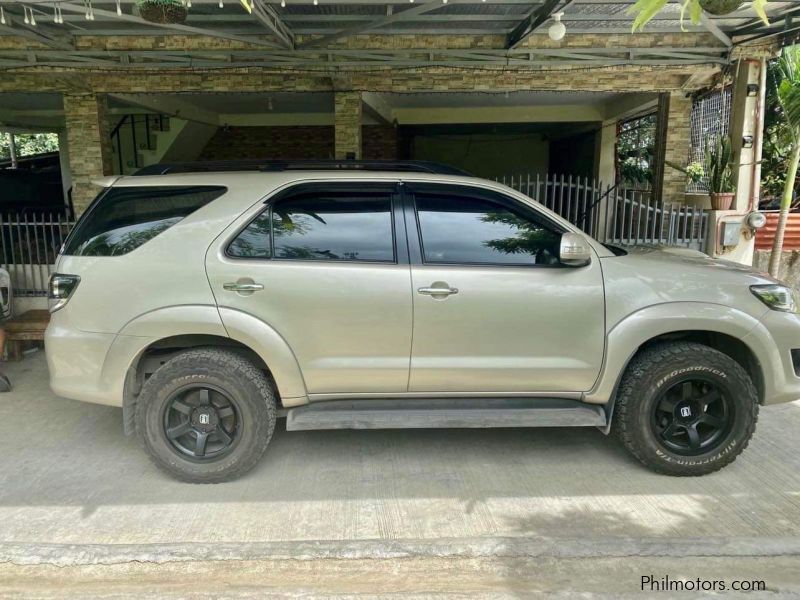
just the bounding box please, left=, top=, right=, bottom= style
left=706, top=135, right=736, bottom=211
left=137, top=0, right=188, bottom=24
left=629, top=0, right=768, bottom=31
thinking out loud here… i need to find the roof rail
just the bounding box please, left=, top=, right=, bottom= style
left=133, top=160, right=472, bottom=177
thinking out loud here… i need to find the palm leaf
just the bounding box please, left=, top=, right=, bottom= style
left=751, top=0, right=770, bottom=26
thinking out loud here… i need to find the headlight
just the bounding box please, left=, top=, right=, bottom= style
left=750, top=284, right=799, bottom=313
left=48, top=273, right=80, bottom=313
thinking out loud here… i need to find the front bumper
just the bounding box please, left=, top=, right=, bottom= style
left=745, top=310, right=800, bottom=405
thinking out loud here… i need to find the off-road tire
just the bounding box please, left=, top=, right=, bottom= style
left=135, top=348, right=276, bottom=483
left=613, top=341, right=759, bottom=476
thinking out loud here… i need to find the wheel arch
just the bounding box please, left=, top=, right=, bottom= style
left=587, top=303, right=768, bottom=431
left=117, top=306, right=308, bottom=435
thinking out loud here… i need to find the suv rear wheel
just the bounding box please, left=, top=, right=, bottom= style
left=135, top=348, right=276, bottom=483
left=613, top=341, right=759, bottom=476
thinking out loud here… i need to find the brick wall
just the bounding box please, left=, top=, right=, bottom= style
left=198, top=125, right=397, bottom=161
left=199, top=126, right=334, bottom=161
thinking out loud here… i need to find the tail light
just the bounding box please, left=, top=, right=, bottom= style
left=48, top=274, right=80, bottom=313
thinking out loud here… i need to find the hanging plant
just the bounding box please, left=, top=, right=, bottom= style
left=628, top=0, right=768, bottom=32
left=137, top=0, right=188, bottom=24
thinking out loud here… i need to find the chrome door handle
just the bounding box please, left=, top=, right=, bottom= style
left=223, top=282, right=264, bottom=292
left=418, top=286, right=458, bottom=296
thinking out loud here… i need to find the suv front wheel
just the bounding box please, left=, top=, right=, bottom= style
left=135, top=348, right=276, bottom=483
left=613, top=341, right=759, bottom=476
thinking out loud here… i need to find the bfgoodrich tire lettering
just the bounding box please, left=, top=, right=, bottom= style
left=612, top=341, right=759, bottom=476
left=135, top=348, right=276, bottom=483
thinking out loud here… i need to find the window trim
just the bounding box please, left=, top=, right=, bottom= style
left=404, top=183, right=569, bottom=269
left=224, top=182, right=404, bottom=265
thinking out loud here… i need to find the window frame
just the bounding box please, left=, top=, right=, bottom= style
left=404, top=183, right=568, bottom=269
left=224, top=181, right=405, bottom=266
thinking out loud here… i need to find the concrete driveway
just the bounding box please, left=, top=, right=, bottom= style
left=1, top=352, right=800, bottom=597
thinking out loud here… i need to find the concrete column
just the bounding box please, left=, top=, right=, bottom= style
left=594, top=119, right=617, bottom=188
left=655, top=92, right=692, bottom=205
left=63, top=93, right=113, bottom=215
left=57, top=131, right=73, bottom=212
left=730, top=59, right=762, bottom=212
left=334, top=91, right=362, bottom=160
left=706, top=59, right=765, bottom=264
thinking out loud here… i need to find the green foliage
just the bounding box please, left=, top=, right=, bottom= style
left=685, top=161, right=705, bottom=183
left=705, top=135, right=734, bottom=194
left=629, top=0, right=768, bottom=32
left=761, top=46, right=800, bottom=206
left=0, top=132, right=59, bottom=161
left=617, top=114, right=656, bottom=186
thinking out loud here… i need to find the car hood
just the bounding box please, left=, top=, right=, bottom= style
left=610, top=244, right=777, bottom=281
left=600, top=244, right=778, bottom=325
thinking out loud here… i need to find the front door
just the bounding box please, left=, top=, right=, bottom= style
left=404, top=183, right=605, bottom=393
left=206, top=182, right=412, bottom=395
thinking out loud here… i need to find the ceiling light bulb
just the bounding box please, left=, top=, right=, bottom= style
left=186, top=0, right=192, bottom=7
left=24, top=8, right=29, bottom=24
left=280, top=0, right=285, bottom=6
left=219, top=0, right=224, bottom=7
left=116, top=0, right=122, bottom=15
left=313, top=0, right=318, bottom=5
left=30, top=10, right=36, bottom=25
left=548, top=12, right=566, bottom=41
left=0, top=7, right=5, bottom=25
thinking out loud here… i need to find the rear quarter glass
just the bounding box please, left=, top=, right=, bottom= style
left=63, top=185, right=227, bottom=257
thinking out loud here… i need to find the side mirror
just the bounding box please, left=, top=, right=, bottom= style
left=559, top=232, right=592, bottom=267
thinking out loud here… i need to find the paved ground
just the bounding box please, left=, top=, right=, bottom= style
left=1, top=352, right=800, bottom=597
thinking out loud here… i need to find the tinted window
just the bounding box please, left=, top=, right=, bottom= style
left=64, top=186, right=226, bottom=257
left=415, top=193, right=561, bottom=266
left=228, top=193, right=395, bottom=262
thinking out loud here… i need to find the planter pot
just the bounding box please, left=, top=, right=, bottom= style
left=710, top=192, right=735, bottom=210
left=138, top=1, right=188, bottom=24
left=699, top=0, right=744, bottom=15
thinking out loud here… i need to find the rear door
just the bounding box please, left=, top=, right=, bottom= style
left=404, top=183, right=605, bottom=393
left=206, top=181, right=413, bottom=395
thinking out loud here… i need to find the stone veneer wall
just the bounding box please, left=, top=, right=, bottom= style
left=62, top=93, right=113, bottom=214
left=661, top=92, right=693, bottom=203
left=0, top=32, right=731, bottom=214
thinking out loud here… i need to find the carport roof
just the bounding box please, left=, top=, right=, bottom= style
left=0, top=0, right=795, bottom=68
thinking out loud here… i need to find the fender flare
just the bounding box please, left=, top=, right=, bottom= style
left=112, top=305, right=308, bottom=434
left=586, top=302, right=769, bottom=421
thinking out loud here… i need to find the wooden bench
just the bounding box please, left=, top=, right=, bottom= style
left=4, top=309, right=50, bottom=361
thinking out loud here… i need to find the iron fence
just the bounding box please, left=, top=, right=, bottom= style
left=0, top=213, right=74, bottom=296
left=496, top=172, right=708, bottom=251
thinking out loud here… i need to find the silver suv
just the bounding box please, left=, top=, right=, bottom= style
left=45, top=161, right=800, bottom=483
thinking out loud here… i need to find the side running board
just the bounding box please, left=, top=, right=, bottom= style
left=286, top=398, right=606, bottom=431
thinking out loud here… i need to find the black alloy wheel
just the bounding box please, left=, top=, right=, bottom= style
left=163, top=385, right=240, bottom=460
left=651, top=378, right=734, bottom=456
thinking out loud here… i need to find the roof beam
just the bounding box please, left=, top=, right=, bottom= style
left=300, top=0, right=471, bottom=49
left=700, top=13, right=732, bottom=47
left=0, top=45, right=729, bottom=70
left=251, top=0, right=295, bottom=50
left=56, top=2, right=283, bottom=49
left=0, top=21, right=73, bottom=50
left=506, top=0, right=572, bottom=49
